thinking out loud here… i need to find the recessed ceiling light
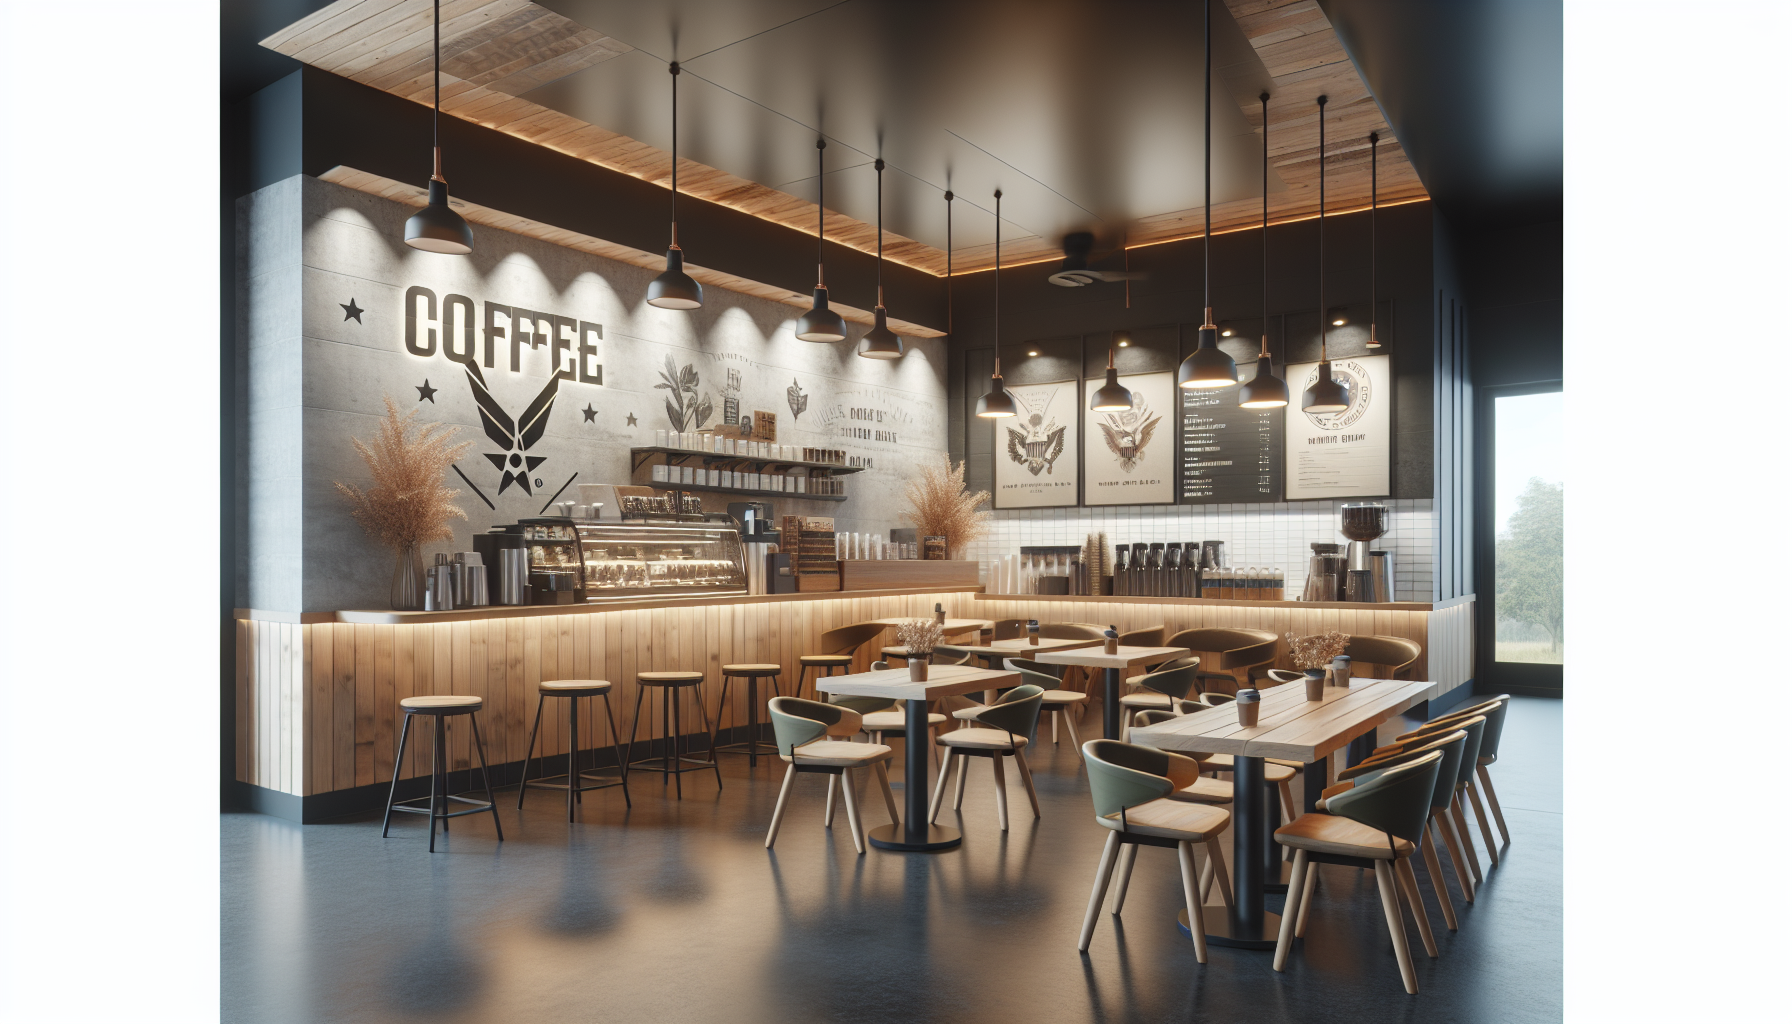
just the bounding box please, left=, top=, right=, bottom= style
left=1028, top=350, right=1039, bottom=357
left=1117, top=339, right=1130, bottom=347
left=1221, top=329, right=1233, bottom=337
left=1332, top=318, right=1346, bottom=326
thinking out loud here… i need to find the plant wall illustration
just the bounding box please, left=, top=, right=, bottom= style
left=656, top=354, right=713, bottom=431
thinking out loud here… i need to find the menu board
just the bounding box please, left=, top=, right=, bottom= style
left=1283, top=354, right=1391, bottom=499
left=993, top=380, right=1080, bottom=508
left=1083, top=371, right=1175, bottom=505
left=1180, top=378, right=1282, bottom=503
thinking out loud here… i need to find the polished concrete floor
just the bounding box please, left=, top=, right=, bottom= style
left=223, top=696, right=1561, bottom=1023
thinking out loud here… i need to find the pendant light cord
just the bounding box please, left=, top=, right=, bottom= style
left=945, top=191, right=954, bottom=334
left=1202, top=0, right=1212, bottom=316
left=993, top=189, right=1003, bottom=377
left=1261, top=92, right=1270, bottom=359
left=1317, top=94, right=1328, bottom=363
left=816, top=138, right=827, bottom=287
left=669, top=62, right=680, bottom=246
left=431, top=0, right=442, bottom=181
left=1370, top=130, right=1379, bottom=342
left=875, top=158, right=885, bottom=307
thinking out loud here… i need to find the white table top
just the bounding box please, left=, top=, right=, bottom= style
left=868, top=617, right=992, bottom=633
left=1030, top=645, right=1191, bottom=670
left=1127, top=678, right=1446, bottom=762
left=815, top=664, right=1020, bottom=702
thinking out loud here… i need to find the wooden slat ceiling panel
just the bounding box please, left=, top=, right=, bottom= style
left=269, top=0, right=1427, bottom=280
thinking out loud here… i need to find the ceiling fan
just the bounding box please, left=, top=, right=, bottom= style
left=1046, top=231, right=1149, bottom=288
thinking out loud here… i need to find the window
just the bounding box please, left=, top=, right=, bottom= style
left=1492, top=390, right=1563, bottom=664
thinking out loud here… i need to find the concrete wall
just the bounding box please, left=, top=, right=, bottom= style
left=237, top=175, right=949, bottom=613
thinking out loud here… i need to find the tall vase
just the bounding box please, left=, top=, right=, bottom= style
left=392, top=542, right=424, bottom=611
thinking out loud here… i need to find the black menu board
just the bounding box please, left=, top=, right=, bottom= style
left=1179, top=383, right=1283, bottom=502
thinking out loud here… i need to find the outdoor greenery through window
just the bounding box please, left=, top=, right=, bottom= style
left=1493, top=390, right=1563, bottom=664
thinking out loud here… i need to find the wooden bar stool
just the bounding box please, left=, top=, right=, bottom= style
left=624, top=671, right=722, bottom=798
left=381, top=695, right=503, bottom=852
left=517, top=679, right=630, bottom=820
left=797, top=623, right=886, bottom=700
left=713, top=664, right=784, bottom=766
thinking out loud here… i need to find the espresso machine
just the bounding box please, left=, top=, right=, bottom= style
left=728, top=501, right=780, bottom=595
left=1339, top=502, right=1391, bottom=602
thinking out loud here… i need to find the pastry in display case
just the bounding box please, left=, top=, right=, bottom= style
left=574, top=521, right=747, bottom=599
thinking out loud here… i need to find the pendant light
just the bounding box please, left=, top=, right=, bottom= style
left=975, top=190, right=1017, bottom=418
left=1177, top=0, right=1238, bottom=390
left=403, top=0, right=474, bottom=254
left=1301, top=95, right=1352, bottom=414
left=1239, top=92, right=1289, bottom=409
left=646, top=62, right=703, bottom=309
left=1091, top=239, right=1135, bottom=411
left=858, top=158, right=904, bottom=359
left=1366, top=130, right=1381, bottom=348
left=794, top=138, right=848, bottom=342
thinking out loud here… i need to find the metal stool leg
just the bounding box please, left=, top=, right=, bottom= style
left=428, top=715, right=443, bottom=852
left=469, top=712, right=503, bottom=841
left=746, top=677, right=759, bottom=766
left=623, top=685, right=648, bottom=785
left=697, top=682, right=724, bottom=789
left=602, top=692, right=631, bottom=807
left=670, top=684, right=683, bottom=799
left=382, top=714, right=413, bottom=838
left=566, top=694, right=580, bottom=822
left=517, top=695, right=546, bottom=809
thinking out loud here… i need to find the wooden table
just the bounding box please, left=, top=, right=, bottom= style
left=1128, top=678, right=1443, bottom=950
left=1030, top=646, right=1191, bottom=741
left=816, top=664, right=1020, bottom=853
left=954, top=637, right=1101, bottom=703
left=868, top=616, right=992, bottom=635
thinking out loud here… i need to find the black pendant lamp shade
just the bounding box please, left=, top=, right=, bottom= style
left=1239, top=91, right=1288, bottom=409
left=404, top=0, right=472, bottom=254
left=647, top=62, right=703, bottom=309
left=975, top=189, right=1017, bottom=418
left=1176, top=0, right=1238, bottom=390
left=795, top=138, right=848, bottom=342
left=858, top=158, right=904, bottom=359
left=1301, top=95, right=1352, bottom=415
left=1091, top=355, right=1134, bottom=411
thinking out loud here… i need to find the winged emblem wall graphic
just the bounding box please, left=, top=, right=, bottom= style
left=464, top=361, right=560, bottom=495
left=1006, top=413, right=1067, bottom=476
left=1097, top=400, right=1162, bottom=473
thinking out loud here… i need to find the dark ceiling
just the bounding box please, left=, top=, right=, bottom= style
left=1318, top=0, right=1562, bottom=226
left=221, top=0, right=336, bottom=105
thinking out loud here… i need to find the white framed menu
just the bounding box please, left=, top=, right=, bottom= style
left=993, top=380, right=1080, bottom=508
left=1082, top=371, right=1174, bottom=505
left=1283, top=354, right=1391, bottom=499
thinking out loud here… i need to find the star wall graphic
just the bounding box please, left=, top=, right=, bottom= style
left=626, top=412, right=638, bottom=426
left=340, top=298, right=363, bottom=323
left=416, top=379, right=438, bottom=403
left=582, top=403, right=598, bottom=423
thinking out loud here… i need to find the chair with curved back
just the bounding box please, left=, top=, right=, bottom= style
left=1389, top=706, right=1504, bottom=873
left=798, top=622, right=888, bottom=700
left=764, top=696, right=901, bottom=855
left=1378, top=714, right=1492, bottom=891
left=1274, top=750, right=1444, bottom=994
left=1316, top=728, right=1472, bottom=932
left=1343, top=634, right=1423, bottom=680
left=1164, top=627, right=1278, bottom=695
left=1397, top=695, right=1514, bottom=849
left=929, top=684, right=1045, bottom=830
left=989, top=618, right=1027, bottom=641
left=1077, top=739, right=1234, bottom=961
left=1005, top=658, right=1090, bottom=754
left=846, top=660, right=946, bottom=770
left=1134, top=701, right=1299, bottom=821
left=1116, top=663, right=1199, bottom=740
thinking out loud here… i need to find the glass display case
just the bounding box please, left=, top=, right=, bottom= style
left=572, top=521, right=747, bottom=600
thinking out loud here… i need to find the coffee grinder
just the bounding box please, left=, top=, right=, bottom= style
left=1339, top=502, right=1389, bottom=602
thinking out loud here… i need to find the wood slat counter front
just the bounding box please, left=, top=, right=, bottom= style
left=232, top=588, right=981, bottom=809
left=972, top=592, right=1474, bottom=694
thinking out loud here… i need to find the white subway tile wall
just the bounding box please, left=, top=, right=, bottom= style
left=960, top=499, right=1435, bottom=602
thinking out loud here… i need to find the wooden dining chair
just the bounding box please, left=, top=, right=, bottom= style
left=1376, top=714, right=1493, bottom=887
left=797, top=622, right=887, bottom=700
left=1164, top=627, right=1278, bottom=695
left=837, top=661, right=947, bottom=770
left=1077, top=739, right=1234, bottom=961
left=1343, top=634, right=1423, bottom=680
left=1140, top=699, right=1300, bottom=824
left=1394, top=696, right=1513, bottom=850
left=1004, top=658, right=1090, bottom=753
left=1274, top=750, right=1444, bottom=994
left=1317, top=728, right=1473, bottom=932
left=1116, top=663, right=1199, bottom=740
left=1127, top=709, right=1236, bottom=805
left=929, top=685, right=1045, bottom=830
left=764, top=697, right=901, bottom=855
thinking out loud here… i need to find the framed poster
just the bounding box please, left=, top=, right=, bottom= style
left=1283, top=354, right=1391, bottom=499
left=1082, top=371, right=1174, bottom=505
left=993, top=380, right=1080, bottom=508
left=1180, top=374, right=1283, bottom=504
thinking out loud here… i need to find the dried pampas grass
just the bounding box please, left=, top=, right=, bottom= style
left=1286, top=631, right=1350, bottom=669
left=901, top=456, right=991, bottom=560
left=897, top=618, right=945, bottom=656
left=335, top=395, right=473, bottom=551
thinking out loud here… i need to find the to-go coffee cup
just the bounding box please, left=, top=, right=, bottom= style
left=1102, top=625, right=1119, bottom=655
left=1236, top=688, right=1262, bottom=727
left=1330, top=655, right=1353, bottom=687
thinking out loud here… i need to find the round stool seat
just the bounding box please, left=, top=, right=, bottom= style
left=638, top=671, right=704, bottom=686
left=800, top=654, right=855, bottom=666
left=722, top=663, right=781, bottom=676
left=400, top=695, right=482, bottom=714
left=539, top=679, right=611, bottom=695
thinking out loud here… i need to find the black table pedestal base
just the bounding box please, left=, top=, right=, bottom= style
left=1177, top=908, right=1283, bottom=950
left=868, top=822, right=961, bottom=852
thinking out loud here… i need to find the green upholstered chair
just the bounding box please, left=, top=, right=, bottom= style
left=844, top=661, right=946, bottom=771
left=1003, top=658, right=1090, bottom=753
left=928, top=684, right=1045, bottom=831
left=1076, top=739, right=1234, bottom=962
left=930, top=644, right=977, bottom=666
left=1164, top=627, right=1278, bottom=694
left=1383, top=712, right=1495, bottom=883
left=1116, top=663, right=1198, bottom=740
left=764, top=696, right=900, bottom=855
left=797, top=622, right=886, bottom=700
left=1273, top=749, right=1444, bottom=994
left=1395, top=696, right=1513, bottom=851
left=1319, top=727, right=1473, bottom=932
